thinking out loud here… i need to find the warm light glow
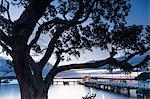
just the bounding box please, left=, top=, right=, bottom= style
left=102, top=94, right=105, bottom=99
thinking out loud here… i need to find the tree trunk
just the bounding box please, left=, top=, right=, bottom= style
left=20, top=87, right=48, bottom=99
left=14, top=59, right=49, bottom=99
left=13, top=56, right=49, bottom=99
left=12, top=46, right=50, bottom=99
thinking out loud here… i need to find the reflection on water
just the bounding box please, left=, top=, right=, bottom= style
left=0, top=84, right=20, bottom=99
left=48, top=85, right=88, bottom=99
left=0, top=84, right=130, bottom=99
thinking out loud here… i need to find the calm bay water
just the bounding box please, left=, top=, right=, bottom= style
left=0, top=80, right=134, bottom=99
left=48, top=85, right=131, bottom=99
left=0, top=85, right=132, bottom=99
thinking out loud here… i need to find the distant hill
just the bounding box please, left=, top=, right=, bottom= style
left=88, top=51, right=150, bottom=70
left=135, top=72, right=150, bottom=81
left=0, top=57, right=54, bottom=78
left=0, top=57, right=82, bottom=78
left=0, top=57, right=14, bottom=77
left=0, top=50, right=149, bottom=78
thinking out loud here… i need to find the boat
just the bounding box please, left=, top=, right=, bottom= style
left=1, top=79, right=10, bottom=83
left=82, top=93, right=96, bottom=99
left=82, top=88, right=96, bottom=99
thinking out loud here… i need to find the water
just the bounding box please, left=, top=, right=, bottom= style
left=48, top=85, right=130, bottom=99
left=0, top=84, right=131, bottom=99
left=0, top=84, right=20, bottom=99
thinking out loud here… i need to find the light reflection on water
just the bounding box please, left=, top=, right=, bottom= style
left=48, top=85, right=88, bottom=99
left=0, top=84, right=131, bottom=99
left=0, top=84, right=20, bottom=99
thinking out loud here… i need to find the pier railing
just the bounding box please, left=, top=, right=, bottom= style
left=84, top=80, right=150, bottom=90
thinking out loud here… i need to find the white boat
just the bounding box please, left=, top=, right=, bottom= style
left=1, top=79, right=10, bottom=83
left=82, top=88, right=96, bottom=99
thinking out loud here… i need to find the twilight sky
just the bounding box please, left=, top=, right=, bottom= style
left=59, top=0, right=150, bottom=65
left=126, top=0, right=150, bottom=25
left=0, top=0, right=149, bottom=65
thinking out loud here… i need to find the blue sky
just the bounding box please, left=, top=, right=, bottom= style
left=126, top=0, right=150, bottom=25
left=63, top=0, right=150, bottom=65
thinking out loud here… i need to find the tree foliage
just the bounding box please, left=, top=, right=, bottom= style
left=0, top=0, right=149, bottom=98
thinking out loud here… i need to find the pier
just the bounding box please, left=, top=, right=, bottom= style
left=0, top=76, right=79, bottom=85
left=52, top=80, right=78, bottom=85
left=80, top=80, right=150, bottom=96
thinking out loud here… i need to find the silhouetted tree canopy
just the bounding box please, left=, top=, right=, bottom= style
left=0, top=0, right=149, bottom=99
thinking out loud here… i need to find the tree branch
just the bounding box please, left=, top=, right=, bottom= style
left=44, top=49, right=150, bottom=88
left=0, top=41, right=12, bottom=56
left=72, top=1, right=84, bottom=22
left=38, top=26, right=66, bottom=69
left=109, top=58, right=133, bottom=70
left=4, top=0, right=12, bottom=21
left=13, top=0, right=53, bottom=41
left=44, top=57, right=111, bottom=89
left=44, top=67, right=57, bottom=90
left=28, top=18, right=67, bottom=50
left=108, top=52, right=150, bottom=70
left=27, top=55, right=38, bottom=74
left=77, top=0, right=95, bottom=24
left=38, top=1, right=89, bottom=69
left=0, top=29, right=13, bottom=48
left=44, top=51, right=62, bottom=90
left=53, top=54, right=61, bottom=69
left=0, top=15, right=13, bottom=25
left=56, top=58, right=112, bottom=74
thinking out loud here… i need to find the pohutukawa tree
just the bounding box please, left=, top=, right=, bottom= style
left=0, top=0, right=149, bottom=99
